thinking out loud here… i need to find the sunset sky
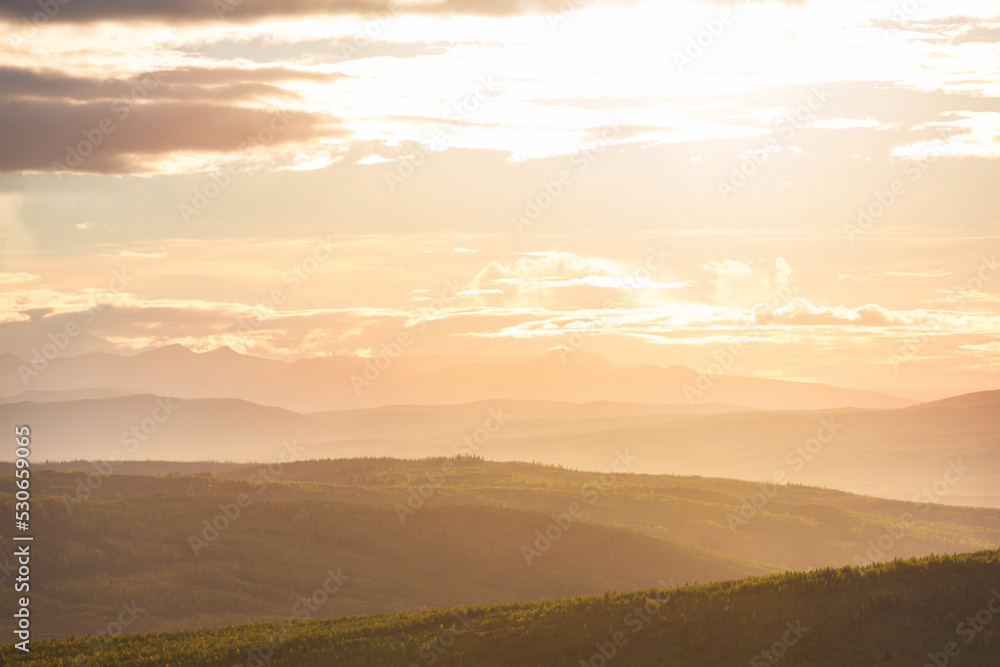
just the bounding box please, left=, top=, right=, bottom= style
left=1, top=0, right=999, bottom=398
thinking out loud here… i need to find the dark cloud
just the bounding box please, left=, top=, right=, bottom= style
left=177, top=37, right=462, bottom=64
left=0, top=98, right=343, bottom=172
left=0, top=65, right=350, bottom=172
left=0, top=0, right=798, bottom=23
left=0, top=66, right=347, bottom=103
left=163, top=66, right=349, bottom=84
left=0, top=0, right=598, bottom=23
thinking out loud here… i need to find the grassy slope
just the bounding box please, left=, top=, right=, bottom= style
left=0, top=472, right=766, bottom=637
left=15, top=457, right=999, bottom=571
left=218, top=457, right=1000, bottom=569
left=3, top=550, right=998, bottom=666
left=1, top=459, right=997, bottom=638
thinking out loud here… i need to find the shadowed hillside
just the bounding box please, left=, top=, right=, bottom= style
left=1, top=460, right=997, bottom=640
left=4, top=550, right=998, bottom=666
left=0, top=469, right=770, bottom=638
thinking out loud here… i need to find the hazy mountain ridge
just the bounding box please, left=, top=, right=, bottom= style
left=1, top=345, right=916, bottom=412
left=2, top=388, right=997, bottom=505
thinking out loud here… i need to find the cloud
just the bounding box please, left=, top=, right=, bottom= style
left=841, top=269, right=953, bottom=281
left=704, top=258, right=792, bottom=307
left=458, top=296, right=964, bottom=345
left=881, top=15, right=1000, bottom=45
left=0, top=65, right=352, bottom=173
left=704, top=82, right=1000, bottom=132
left=0, top=272, right=40, bottom=284
left=775, top=257, right=793, bottom=290
left=471, top=252, right=624, bottom=307
left=6, top=271, right=1000, bottom=362
left=356, top=154, right=395, bottom=165
left=950, top=291, right=1000, bottom=304
left=751, top=298, right=907, bottom=327
left=891, top=112, right=1000, bottom=160
left=886, top=269, right=952, bottom=278
left=0, top=66, right=347, bottom=104
left=959, top=341, right=1000, bottom=352
left=0, top=0, right=629, bottom=24
left=0, top=99, right=343, bottom=173
left=0, top=285, right=416, bottom=358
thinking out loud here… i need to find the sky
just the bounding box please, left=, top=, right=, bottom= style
left=1, top=0, right=999, bottom=399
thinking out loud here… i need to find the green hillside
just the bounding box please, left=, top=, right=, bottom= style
left=1, top=458, right=997, bottom=639
left=0, top=469, right=767, bottom=638
left=14, top=457, right=1000, bottom=573
left=217, top=457, right=999, bottom=569
left=3, top=550, right=998, bottom=666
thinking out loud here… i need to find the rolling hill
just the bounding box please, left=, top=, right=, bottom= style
left=0, top=469, right=769, bottom=638
left=4, top=549, right=998, bottom=666
left=1, top=459, right=997, bottom=640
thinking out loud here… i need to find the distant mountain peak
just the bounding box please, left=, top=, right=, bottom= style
left=133, top=343, right=195, bottom=358
left=203, top=345, right=243, bottom=356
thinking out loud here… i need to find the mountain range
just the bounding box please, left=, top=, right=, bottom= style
left=1, top=345, right=915, bottom=412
